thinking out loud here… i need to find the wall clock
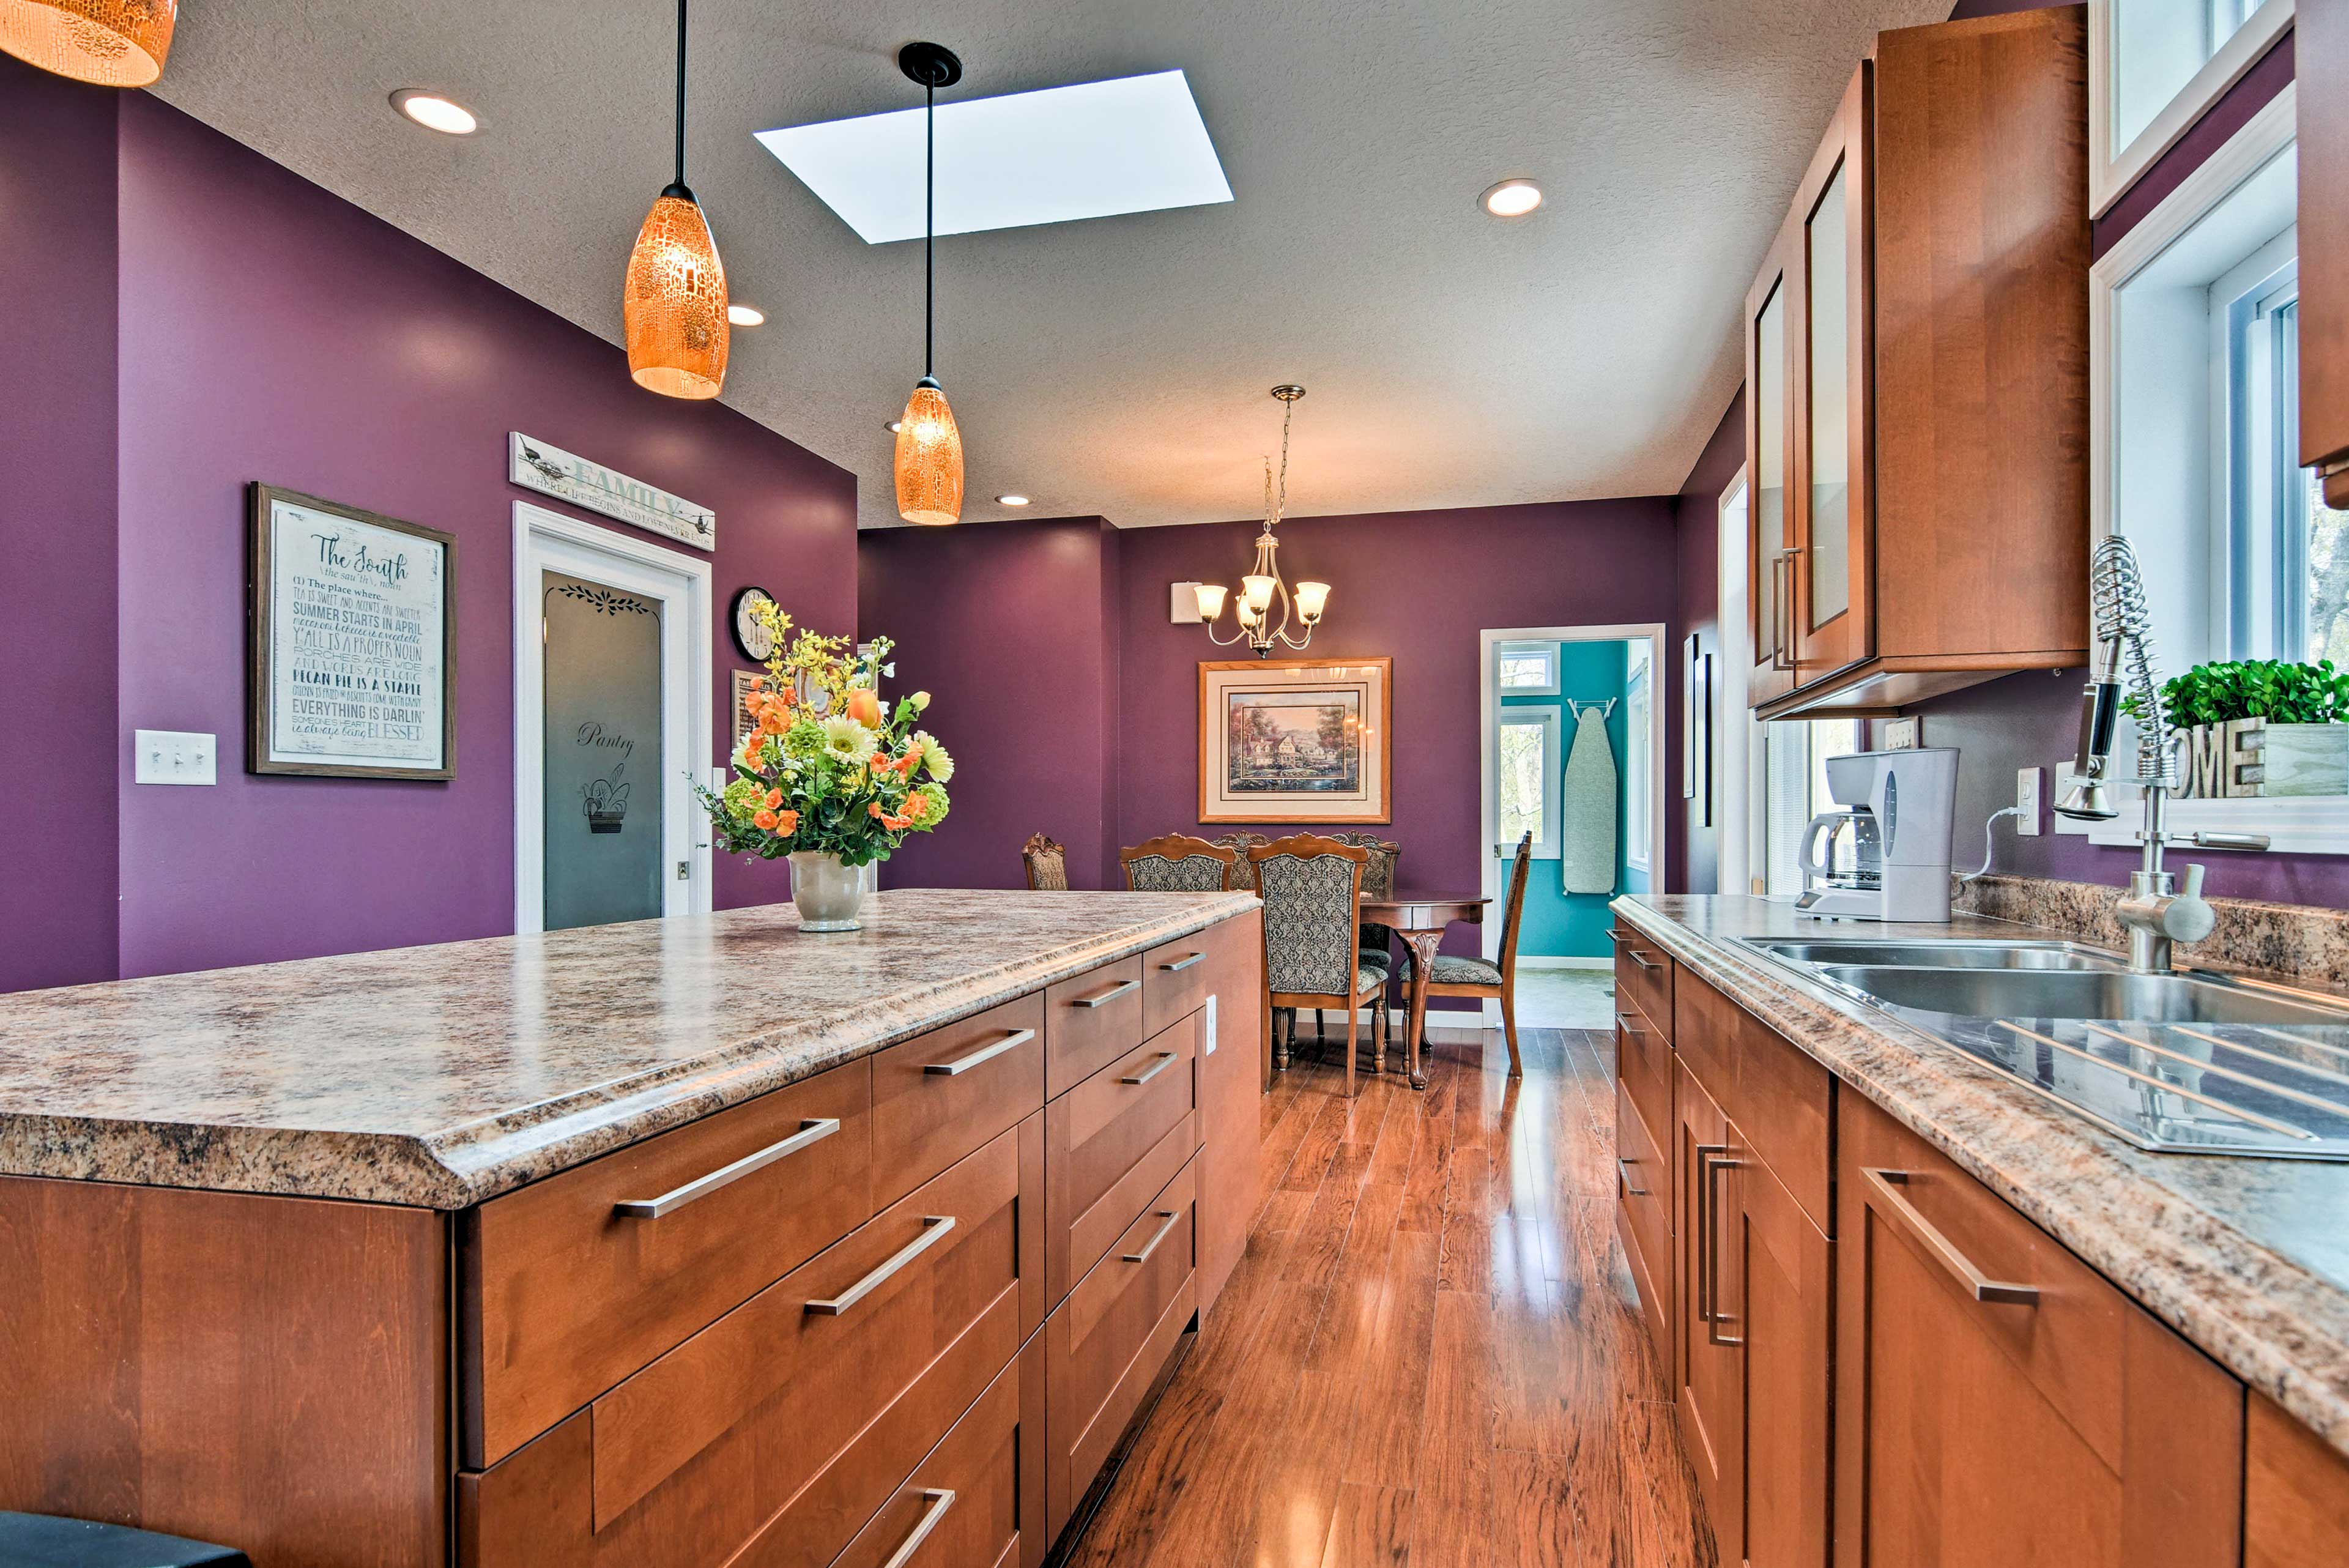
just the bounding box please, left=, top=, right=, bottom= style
left=730, top=586, right=779, bottom=662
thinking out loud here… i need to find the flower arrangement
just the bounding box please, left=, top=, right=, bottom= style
left=695, top=601, right=952, bottom=869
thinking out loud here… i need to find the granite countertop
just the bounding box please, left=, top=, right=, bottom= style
left=1613, top=893, right=2349, bottom=1461
left=0, top=889, right=1258, bottom=1211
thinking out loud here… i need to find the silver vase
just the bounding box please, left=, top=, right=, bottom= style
left=789, top=850, right=866, bottom=932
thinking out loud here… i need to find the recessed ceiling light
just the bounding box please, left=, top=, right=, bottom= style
left=391, top=90, right=479, bottom=136
left=727, top=303, right=766, bottom=327
left=1480, top=177, right=1542, bottom=218
left=996, top=494, right=1031, bottom=507
left=756, top=69, right=1232, bottom=244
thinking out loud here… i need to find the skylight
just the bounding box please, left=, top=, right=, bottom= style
left=755, top=70, right=1233, bottom=244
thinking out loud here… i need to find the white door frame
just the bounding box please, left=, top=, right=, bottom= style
left=513, top=500, right=713, bottom=934
left=1475, top=622, right=1670, bottom=1024
left=1715, top=467, right=1751, bottom=896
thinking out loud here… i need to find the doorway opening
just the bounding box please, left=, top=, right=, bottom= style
left=1477, top=623, right=1668, bottom=1030
left=513, top=501, right=713, bottom=934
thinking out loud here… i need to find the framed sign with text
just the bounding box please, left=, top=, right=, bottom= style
left=247, top=484, right=456, bottom=779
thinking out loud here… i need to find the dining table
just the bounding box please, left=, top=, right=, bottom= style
left=1359, top=891, right=1490, bottom=1090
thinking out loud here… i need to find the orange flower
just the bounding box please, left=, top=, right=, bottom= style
left=868, top=802, right=886, bottom=819
left=744, top=690, right=767, bottom=716
left=764, top=788, right=784, bottom=809
left=753, top=809, right=779, bottom=831
left=870, top=752, right=890, bottom=768
left=761, top=709, right=787, bottom=734
left=773, top=809, right=798, bottom=834
left=845, top=688, right=883, bottom=727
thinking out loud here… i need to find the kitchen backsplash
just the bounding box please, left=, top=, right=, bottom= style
left=1955, top=873, right=2349, bottom=987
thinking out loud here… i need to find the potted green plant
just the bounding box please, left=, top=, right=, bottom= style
left=2123, top=659, right=2349, bottom=797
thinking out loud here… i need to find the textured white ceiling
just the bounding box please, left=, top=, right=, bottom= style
left=151, top=0, right=1948, bottom=529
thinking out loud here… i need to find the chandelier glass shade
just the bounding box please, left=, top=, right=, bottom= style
left=0, top=0, right=175, bottom=86
left=625, top=0, right=729, bottom=401
left=1197, top=385, right=1329, bottom=657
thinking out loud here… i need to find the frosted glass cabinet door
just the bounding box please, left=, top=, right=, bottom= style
left=1746, top=217, right=1800, bottom=709
left=543, top=571, right=665, bottom=931
left=1792, top=62, right=1873, bottom=679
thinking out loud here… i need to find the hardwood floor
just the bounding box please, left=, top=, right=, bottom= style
left=1061, top=1026, right=1719, bottom=1568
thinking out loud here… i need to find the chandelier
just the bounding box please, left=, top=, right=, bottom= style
left=1195, top=385, right=1330, bottom=658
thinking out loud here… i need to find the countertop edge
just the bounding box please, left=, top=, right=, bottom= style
left=0, top=894, right=1259, bottom=1212
left=1611, top=893, right=2349, bottom=1462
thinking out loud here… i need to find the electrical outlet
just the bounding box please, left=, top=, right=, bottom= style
left=2016, top=767, right=2043, bottom=834
left=1882, top=716, right=1920, bottom=750
left=134, top=729, right=217, bottom=786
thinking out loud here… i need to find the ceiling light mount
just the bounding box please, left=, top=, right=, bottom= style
left=1479, top=177, right=1543, bottom=218
left=391, top=89, right=479, bottom=136
left=897, top=41, right=962, bottom=91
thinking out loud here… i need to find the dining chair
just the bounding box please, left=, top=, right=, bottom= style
left=1391, top=831, right=1532, bottom=1077
left=1248, top=834, right=1389, bottom=1099
left=1120, top=834, right=1241, bottom=891
left=1021, top=833, right=1069, bottom=891
left=1209, top=831, right=1271, bottom=890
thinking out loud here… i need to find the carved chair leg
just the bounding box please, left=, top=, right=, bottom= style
left=1499, top=983, right=1522, bottom=1079
left=1274, top=1006, right=1291, bottom=1071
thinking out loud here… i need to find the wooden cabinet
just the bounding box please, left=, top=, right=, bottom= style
left=2302, top=0, right=2349, bottom=508
left=2247, top=1390, right=2349, bottom=1567
left=1746, top=7, right=2090, bottom=717
left=1833, top=1090, right=2244, bottom=1566
left=1192, top=909, right=1264, bottom=1312
left=1673, top=1058, right=1740, bottom=1540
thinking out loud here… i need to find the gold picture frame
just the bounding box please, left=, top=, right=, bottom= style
left=1198, top=657, right=1392, bottom=823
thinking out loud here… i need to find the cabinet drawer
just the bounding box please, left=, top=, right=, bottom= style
left=1834, top=1090, right=2243, bottom=1567
left=827, top=1343, right=1031, bottom=1568
left=459, top=1121, right=1032, bottom=1568
left=1045, top=1152, right=1199, bottom=1539
left=872, top=992, right=1044, bottom=1210
left=1615, top=999, right=1673, bottom=1173
left=1046, top=1011, right=1201, bottom=1306
left=462, top=1058, right=874, bottom=1466
left=1676, top=968, right=1832, bottom=1232
left=1614, top=1075, right=1674, bottom=1376
left=1046, top=955, right=1147, bottom=1099
left=1611, top=924, right=1674, bottom=1041
left=1141, top=926, right=1220, bottom=1039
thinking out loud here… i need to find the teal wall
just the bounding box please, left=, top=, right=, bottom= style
left=1499, top=640, right=1646, bottom=960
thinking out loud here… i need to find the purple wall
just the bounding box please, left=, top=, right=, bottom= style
left=858, top=518, right=1123, bottom=890
left=2, top=79, right=858, bottom=987
left=1, top=62, right=120, bottom=992
left=1673, top=391, right=1744, bottom=896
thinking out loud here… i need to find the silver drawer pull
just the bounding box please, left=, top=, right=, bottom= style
left=1121, top=1051, right=1178, bottom=1086
left=924, top=1027, right=1035, bottom=1077
left=1617, top=1156, right=1647, bottom=1197
left=1072, top=977, right=1140, bottom=1008
left=806, top=1215, right=957, bottom=1317
left=1159, top=951, right=1205, bottom=973
left=1861, top=1168, right=2038, bottom=1307
left=612, top=1118, right=840, bottom=1219
left=1121, top=1209, right=1182, bottom=1264
left=878, top=1487, right=957, bottom=1568
left=1624, top=949, right=1661, bottom=973
left=1614, top=1011, right=1644, bottom=1036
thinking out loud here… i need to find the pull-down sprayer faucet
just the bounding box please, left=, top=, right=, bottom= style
left=2052, top=536, right=2215, bottom=972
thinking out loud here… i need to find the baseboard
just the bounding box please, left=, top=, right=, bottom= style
left=1513, top=956, right=1612, bottom=971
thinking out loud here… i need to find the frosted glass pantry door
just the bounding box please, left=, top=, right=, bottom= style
left=542, top=571, right=665, bottom=931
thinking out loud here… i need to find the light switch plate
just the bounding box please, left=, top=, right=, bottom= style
left=2016, top=767, right=2043, bottom=834
left=1203, top=993, right=1218, bottom=1056
left=135, top=729, right=217, bottom=786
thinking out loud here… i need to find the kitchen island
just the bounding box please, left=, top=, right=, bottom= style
left=1609, top=893, right=2349, bottom=1567
left=0, top=889, right=1264, bottom=1568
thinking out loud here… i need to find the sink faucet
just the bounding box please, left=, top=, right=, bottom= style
left=2052, top=536, right=2216, bottom=973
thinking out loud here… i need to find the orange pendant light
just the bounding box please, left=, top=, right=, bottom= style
left=894, top=42, right=965, bottom=526
left=625, top=0, right=729, bottom=400
left=0, top=0, right=176, bottom=87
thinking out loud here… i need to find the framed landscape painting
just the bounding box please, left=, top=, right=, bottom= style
left=1198, top=658, right=1392, bottom=823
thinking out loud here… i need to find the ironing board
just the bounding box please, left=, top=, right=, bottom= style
left=1560, top=699, right=1618, bottom=895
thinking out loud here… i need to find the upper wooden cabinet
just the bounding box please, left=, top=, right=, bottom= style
left=1747, top=7, right=2091, bottom=717
left=2302, top=0, right=2349, bottom=508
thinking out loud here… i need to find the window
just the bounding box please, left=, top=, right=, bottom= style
left=1624, top=648, right=1652, bottom=873
left=2091, top=0, right=2293, bottom=215
left=1760, top=718, right=1861, bottom=897
left=1496, top=640, right=1560, bottom=695
left=1496, top=705, right=1562, bottom=860
left=2224, top=275, right=2349, bottom=661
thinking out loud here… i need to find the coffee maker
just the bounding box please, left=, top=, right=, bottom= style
left=1796, top=747, right=1959, bottom=921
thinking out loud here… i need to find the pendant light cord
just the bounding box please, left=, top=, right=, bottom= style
left=673, top=0, right=689, bottom=188
left=924, top=76, right=935, bottom=379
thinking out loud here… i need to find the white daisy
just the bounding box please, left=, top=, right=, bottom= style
left=818, top=715, right=876, bottom=764
left=913, top=730, right=954, bottom=782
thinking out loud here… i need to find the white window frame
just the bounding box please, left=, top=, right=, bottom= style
left=1494, top=639, right=1562, bottom=696
left=1496, top=704, right=1564, bottom=861
left=2088, top=0, right=2294, bottom=217
left=1624, top=648, right=1653, bottom=875
left=2080, top=83, right=2349, bottom=853
left=1716, top=469, right=1752, bottom=895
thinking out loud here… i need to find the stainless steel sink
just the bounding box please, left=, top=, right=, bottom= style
left=1750, top=938, right=2117, bottom=972
left=1811, top=965, right=2349, bottom=1027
